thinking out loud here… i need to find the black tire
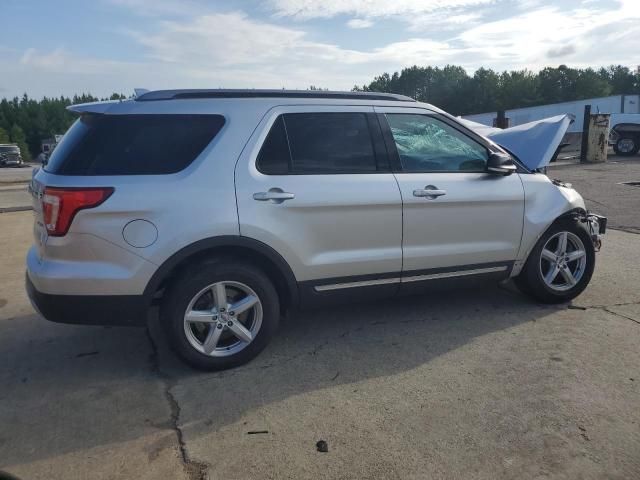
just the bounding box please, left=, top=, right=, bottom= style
left=515, top=218, right=595, bottom=304
left=161, top=257, right=280, bottom=370
left=613, top=136, right=639, bottom=156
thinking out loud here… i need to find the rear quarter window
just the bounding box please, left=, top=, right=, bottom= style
left=45, top=114, right=225, bottom=175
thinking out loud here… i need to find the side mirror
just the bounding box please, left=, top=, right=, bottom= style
left=486, top=152, right=516, bottom=175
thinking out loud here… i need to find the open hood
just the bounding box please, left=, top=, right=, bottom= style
left=460, top=114, right=573, bottom=170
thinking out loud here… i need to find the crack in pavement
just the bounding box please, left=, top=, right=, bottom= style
left=572, top=301, right=640, bottom=326
left=146, top=327, right=210, bottom=480
left=600, top=307, right=640, bottom=325
left=609, top=226, right=640, bottom=235
left=579, top=301, right=640, bottom=308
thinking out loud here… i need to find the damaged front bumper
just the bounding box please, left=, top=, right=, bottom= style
left=584, top=213, right=607, bottom=251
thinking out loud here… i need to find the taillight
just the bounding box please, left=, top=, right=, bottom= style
left=42, top=187, right=114, bottom=236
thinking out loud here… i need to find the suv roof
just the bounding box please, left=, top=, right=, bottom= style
left=135, top=89, right=416, bottom=103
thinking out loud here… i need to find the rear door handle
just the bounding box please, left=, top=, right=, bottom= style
left=413, top=185, right=447, bottom=199
left=253, top=188, right=295, bottom=204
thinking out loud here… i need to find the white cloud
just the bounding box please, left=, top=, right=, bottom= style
left=132, top=12, right=308, bottom=65
left=106, top=0, right=203, bottom=16
left=456, top=1, right=640, bottom=70
left=269, top=0, right=494, bottom=19
left=3, top=0, right=640, bottom=99
left=3, top=12, right=458, bottom=97
left=20, top=48, right=136, bottom=74
left=128, top=12, right=456, bottom=78
left=347, top=18, right=374, bottom=29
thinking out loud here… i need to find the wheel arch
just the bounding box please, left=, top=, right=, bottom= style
left=555, top=207, right=588, bottom=222
left=513, top=205, right=589, bottom=277
left=144, top=236, right=299, bottom=311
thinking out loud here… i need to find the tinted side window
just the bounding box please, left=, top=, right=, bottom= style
left=286, top=113, right=376, bottom=173
left=45, top=114, right=225, bottom=175
left=256, top=116, right=290, bottom=175
left=386, top=114, right=488, bottom=172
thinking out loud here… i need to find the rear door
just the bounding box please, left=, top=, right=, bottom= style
left=235, top=105, right=403, bottom=301
left=375, top=107, right=524, bottom=281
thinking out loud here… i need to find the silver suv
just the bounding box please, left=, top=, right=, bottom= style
left=26, top=90, right=606, bottom=370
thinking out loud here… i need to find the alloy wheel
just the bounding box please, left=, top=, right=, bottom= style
left=183, top=281, right=263, bottom=357
left=539, top=231, right=587, bottom=292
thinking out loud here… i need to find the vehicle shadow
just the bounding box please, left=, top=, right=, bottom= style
left=151, top=283, right=567, bottom=443
left=0, top=306, right=172, bottom=470
left=0, top=282, right=566, bottom=468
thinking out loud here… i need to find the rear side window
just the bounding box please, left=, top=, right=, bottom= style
left=257, top=113, right=378, bottom=174
left=45, top=114, right=225, bottom=175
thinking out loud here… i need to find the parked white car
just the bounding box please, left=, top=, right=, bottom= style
left=26, top=90, right=606, bottom=370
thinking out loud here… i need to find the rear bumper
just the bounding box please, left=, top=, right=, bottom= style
left=26, top=273, right=148, bottom=326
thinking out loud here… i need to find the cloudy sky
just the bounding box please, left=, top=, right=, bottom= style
left=1, top=0, right=639, bottom=98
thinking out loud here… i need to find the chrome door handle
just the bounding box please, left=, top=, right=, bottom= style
left=253, top=188, right=295, bottom=204
left=413, top=185, right=447, bottom=199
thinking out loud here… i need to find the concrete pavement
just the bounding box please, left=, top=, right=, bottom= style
left=548, top=155, right=640, bottom=233
left=0, top=185, right=31, bottom=213
left=0, top=212, right=188, bottom=480
left=0, top=166, right=35, bottom=185
left=0, top=166, right=33, bottom=213
left=1, top=208, right=639, bottom=479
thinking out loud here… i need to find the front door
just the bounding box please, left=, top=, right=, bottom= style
left=375, top=107, right=525, bottom=281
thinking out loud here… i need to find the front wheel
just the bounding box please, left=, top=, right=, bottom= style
left=161, top=259, right=280, bottom=370
left=515, top=219, right=595, bottom=303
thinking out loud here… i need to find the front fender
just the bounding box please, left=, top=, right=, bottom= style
left=511, top=174, right=586, bottom=276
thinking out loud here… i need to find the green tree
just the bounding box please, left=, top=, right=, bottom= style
left=499, top=70, right=540, bottom=110
left=468, top=68, right=501, bottom=113
left=356, top=63, right=636, bottom=114
left=575, top=68, right=611, bottom=99
left=599, top=65, right=638, bottom=94
left=10, top=124, right=31, bottom=161
left=0, top=127, right=9, bottom=143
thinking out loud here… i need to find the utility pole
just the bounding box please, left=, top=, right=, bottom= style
left=580, top=105, right=591, bottom=163
left=496, top=110, right=507, bottom=129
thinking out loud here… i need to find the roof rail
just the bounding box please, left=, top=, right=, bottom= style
left=135, top=89, right=415, bottom=102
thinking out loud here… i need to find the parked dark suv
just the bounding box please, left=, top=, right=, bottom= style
left=0, top=144, right=23, bottom=167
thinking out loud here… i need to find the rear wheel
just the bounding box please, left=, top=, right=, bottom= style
left=162, top=259, right=279, bottom=370
left=515, top=219, right=595, bottom=303
left=613, top=136, right=639, bottom=156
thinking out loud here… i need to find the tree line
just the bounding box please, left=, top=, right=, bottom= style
left=0, top=93, right=126, bottom=161
left=1, top=65, right=639, bottom=160
left=355, top=64, right=640, bottom=116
